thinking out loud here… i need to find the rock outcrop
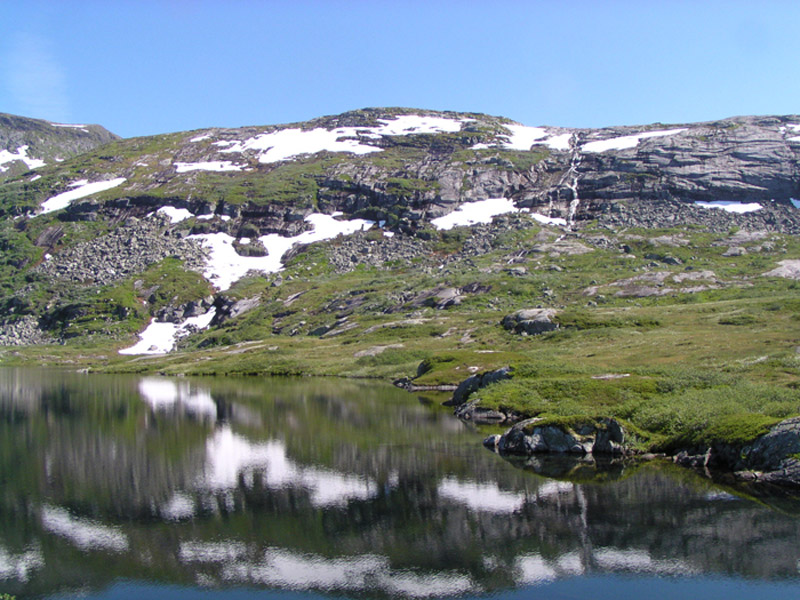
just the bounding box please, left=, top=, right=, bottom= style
left=485, top=417, right=628, bottom=457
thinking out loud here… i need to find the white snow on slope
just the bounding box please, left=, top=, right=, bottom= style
left=472, top=126, right=572, bottom=152
left=50, top=122, right=88, bottom=129
left=41, top=505, right=129, bottom=552
left=694, top=200, right=762, bottom=213
left=191, top=213, right=372, bottom=291
left=156, top=206, right=195, bottom=223
left=582, top=128, right=687, bottom=153
left=529, top=212, right=568, bottom=226
left=190, top=133, right=212, bottom=143
left=217, top=114, right=465, bottom=164
left=431, top=198, right=518, bottom=230
left=174, top=160, right=246, bottom=173
left=791, top=198, right=800, bottom=209
left=39, top=177, right=126, bottom=214
left=787, top=125, right=800, bottom=142
left=118, top=308, right=216, bottom=355
left=0, top=145, right=46, bottom=172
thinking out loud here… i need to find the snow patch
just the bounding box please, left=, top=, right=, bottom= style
left=431, top=198, right=518, bottom=230
left=694, top=200, right=762, bottom=213
left=118, top=307, right=216, bottom=355
left=191, top=213, right=372, bottom=291
left=174, top=160, right=246, bottom=173
left=156, top=206, right=194, bottom=223
left=500, top=124, right=549, bottom=150
left=219, top=114, right=465, bottom=164
left=39, top=178, right=126, bottom=214
left=190, top=133, right=212, bottom=143
left=529, top=212, right=567, bottom=226
left=0, top=145, right=46, bottom=171
left=50, top=122, right=87, bottom=128
left=791, top=198, right=800, bottom=209
left=582, top=128, right=687, bottom=153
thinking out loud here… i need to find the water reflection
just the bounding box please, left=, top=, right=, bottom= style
left=0, top=368, right=799, bottom=599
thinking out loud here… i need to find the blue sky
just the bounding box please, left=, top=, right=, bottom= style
left=1, top=0, right=799, bottom=138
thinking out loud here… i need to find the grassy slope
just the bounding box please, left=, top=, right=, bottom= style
left=5, top=218, right=800, bottom=452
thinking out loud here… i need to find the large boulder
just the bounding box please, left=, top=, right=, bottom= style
left=446, top=366, right=513, bottom=406
left=502, top=309, right=559, bottom=335
left=489, top=417, right=628, bottom=457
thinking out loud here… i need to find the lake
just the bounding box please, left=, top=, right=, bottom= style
left=1, top=367, right=799, bottom=599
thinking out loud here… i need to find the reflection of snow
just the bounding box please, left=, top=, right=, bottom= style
left=180, top=540, right=249, bottom=562
left=220, top=547, right=476, bottom=598
left=137, top=377, right=217, bottom=418
left=41, top=505, right=129, bottom=552
left=515, top=553, right=557, bottom=583
left=594, top=548, right=695, bottom=575
left=0, top=544, right=44, bottom=583
left=161, top=493, right=196, bottom=520
left=437, top=477, right=526, bottom=513
left=118, top=307, right=216, bottom=355
left=203, top=427, right=376, bottom=507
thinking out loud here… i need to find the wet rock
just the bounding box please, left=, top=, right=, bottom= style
left=493, top=417, right=629, bottom=457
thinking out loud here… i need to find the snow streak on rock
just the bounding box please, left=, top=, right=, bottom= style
left=174, top=160, right=246, bottom=173
left=190, top=212, right=373, bottom=291
left=582, top=128, right=687, bottom=153
left=118, top=308, right=216, bottom=355
left=694, top=201, right=762, bottom=213
left=39, top=178, right=126, bottom=214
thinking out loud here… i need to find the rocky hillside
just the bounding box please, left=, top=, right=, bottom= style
left=0, top=112, right=118, bottom=182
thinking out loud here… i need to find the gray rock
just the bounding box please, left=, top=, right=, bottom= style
left=448, top=366, right=513, bottom=406
left=502, top=308, right=559, bottom=335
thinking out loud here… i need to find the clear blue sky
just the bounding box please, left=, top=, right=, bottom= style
left=2, top=0, right=799, bottom=138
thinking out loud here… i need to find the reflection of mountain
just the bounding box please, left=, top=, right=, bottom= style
left=1, top=368, right=800, bottom=598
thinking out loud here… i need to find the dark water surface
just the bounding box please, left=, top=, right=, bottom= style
left=1, top=368, right=799, bottom=599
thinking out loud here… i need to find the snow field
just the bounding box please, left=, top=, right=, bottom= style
left=190, top=212, right=373, bottom=291
left=118, top=308, right=216, bottom=355
left=0, top=145, right=46, bottom=172
left=174, top=160, right=246, bottom=173
left=582, top=128, right=688, bottom=153
left=39, top=177, right=127, bottom=214
left=431, top=198, right=566, bottom=230
left=213, top=114, right=467, bottom=164
left=694, top=200, right=762, bottom=213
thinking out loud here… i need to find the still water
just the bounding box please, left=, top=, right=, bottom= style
left=1, top=368, right=799, bottom=599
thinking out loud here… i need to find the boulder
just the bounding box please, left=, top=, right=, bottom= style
left=447, top=366, right=513, bottom=406
left=502, top=308, right=559, bottom=335
left=492, top=417, right=629, bottom=457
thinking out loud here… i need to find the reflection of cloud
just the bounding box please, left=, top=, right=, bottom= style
left=202, top=426, right=377, bottom=507
left=218, top=547, right=476, bottom=598
left=0, top=543, right=44, bottom=583
left=40, top=505, right=128, bottom=552
left=3, top=33, right=69, bottom=121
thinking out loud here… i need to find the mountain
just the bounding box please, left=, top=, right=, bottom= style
left=2, top=107, right=800, bottom=483
left=0, top=112, right=119, bottom=182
